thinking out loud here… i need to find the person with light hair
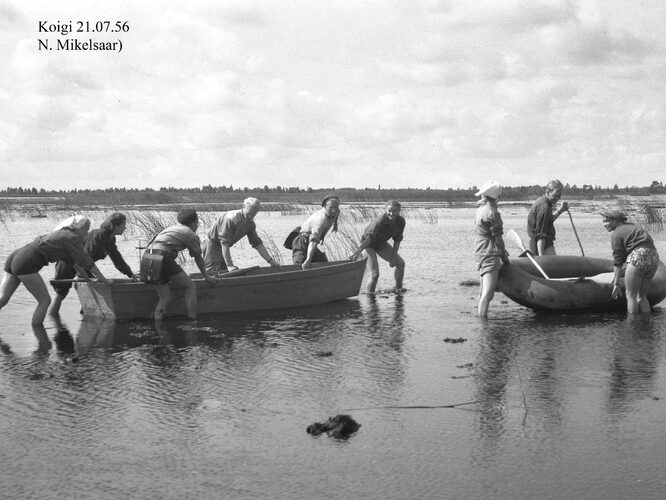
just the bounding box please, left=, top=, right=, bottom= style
left=349, top=200, right=406, bottom=293
left=601, top=209, right=660, bottom=314
left=473, top=181, right=509, bottom=318
left=0, top=215, right=111, bottom=325
left=527, top=179, right=569, bottom=255
left=203, top=197, right=280, bottom=274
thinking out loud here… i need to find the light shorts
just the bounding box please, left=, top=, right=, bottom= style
left=477, top=255, right=502, bottom=276
left=627, top=247, right=660, bottom=279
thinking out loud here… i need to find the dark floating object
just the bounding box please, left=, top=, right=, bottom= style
left=444, top=337, right=467, bottom=343
left=315, top=350, right=333, bottom=357
left=458, top=279, right=480, bottom=287
left=307, top=414, right=361, bottom=439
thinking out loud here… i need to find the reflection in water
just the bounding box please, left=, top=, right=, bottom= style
left=363, top=294, right=406, bottom=350
left=606, top=315, right=661, bottom=417
left=52, top=318, right=76, bottom=356
left=347, top=294, right=408, bottom=405
left=473, top=320, right=519, bottom=456
left=0, top=335, right=12, bottom=355
left=31, top=324, right=53, bottom=355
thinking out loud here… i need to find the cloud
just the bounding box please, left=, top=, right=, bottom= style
left=344, top=91, right=456, bottom=146
left=0, top=1, right=22, bottom=28
left=0, top=0, right=664, bottom=190
left=440, top=0, right=577, bottom=32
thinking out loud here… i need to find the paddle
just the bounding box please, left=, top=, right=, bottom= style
left=566, top=209, right=585, bottom=256
left=505, top=229, right=551, bottom=280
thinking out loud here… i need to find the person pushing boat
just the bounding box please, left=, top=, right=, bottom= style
left=141, top=209, right=216, bottom=320
left=0, top=215, right=111, bottom=325
left=291, top=195, right=340, bottom=269
left=349, top=200, right=406, bottom=294
left=602, top=209, right=660, bottom=314
left=203, top=197, right=279, bottom=275
left=49, top=212, right=137, bottom=316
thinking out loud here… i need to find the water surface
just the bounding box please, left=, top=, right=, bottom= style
left=1, top=209, right=665, bottom=499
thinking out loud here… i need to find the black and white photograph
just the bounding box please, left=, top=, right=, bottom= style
left=1, top=1, right=665, bottom=498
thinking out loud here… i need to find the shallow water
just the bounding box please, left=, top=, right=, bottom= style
left=1, top=209, right=665, bottom=499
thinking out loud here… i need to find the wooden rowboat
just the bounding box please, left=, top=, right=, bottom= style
left=497, top=255, right=666, bottom=312
left=74, top=259, right=367, bottom=320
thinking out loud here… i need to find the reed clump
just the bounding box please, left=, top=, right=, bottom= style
left=612, top=197, right=665, bottom=232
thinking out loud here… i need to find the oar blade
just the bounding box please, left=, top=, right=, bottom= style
left=506, top=229, right=527, bottom=253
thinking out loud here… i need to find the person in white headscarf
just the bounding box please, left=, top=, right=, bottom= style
left=49, top=212, right=137, bottom=316
left=473, top=181, right=509, bottom=318
left=203, top=198, right=280, bottom=274
left=0, top=215, right=111, bottom=325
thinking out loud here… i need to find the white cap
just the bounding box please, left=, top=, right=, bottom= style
left=474, top=180, right=502, bottom=199
left=54, top=215, right=90, bottom=231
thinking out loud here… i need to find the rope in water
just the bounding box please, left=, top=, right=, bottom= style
left=342, top=400, right=483, bottom=411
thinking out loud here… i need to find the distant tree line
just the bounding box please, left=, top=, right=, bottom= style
left=1, top=180, right=664, bottom=204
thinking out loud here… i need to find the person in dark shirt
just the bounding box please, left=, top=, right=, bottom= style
left=49, top=212, right=137, bottom=316
left=602, top=209, right=660, bottom=314
left=527, top=180, right=569, bottom=255
left=0, top=215, right=111, bottom=325
left=349, top=200, right=406, bottom=293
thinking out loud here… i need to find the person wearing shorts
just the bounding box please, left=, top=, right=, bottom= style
left=474, top=181, right=509, bottom=318
left=602, top=209, right=660, bottom=314
left=349, top=200, right=406, bottom=293
left=0, top=216, right=112, bottom=325
left=142, top=209, right=216, bottom=320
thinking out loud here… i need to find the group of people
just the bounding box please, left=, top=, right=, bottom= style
left=474, top=179, right=661, bottom=317
left=0, top=184, right=660, bottom=325
left=0, top=195, right=408, bottom=324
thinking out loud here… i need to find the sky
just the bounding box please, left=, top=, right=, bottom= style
left=0, top=0, right=664, bottom=191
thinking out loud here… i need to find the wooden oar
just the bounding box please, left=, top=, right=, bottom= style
left=506, top=229, right=551, bottom=280
left=567, top=209, right=585, bottom=256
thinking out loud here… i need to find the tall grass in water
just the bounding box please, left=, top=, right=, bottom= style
left=256, top=227, right=283, bottom=265
left=323, top=225, right=364, bottom=261
left=291, top=203, right=439, bottom=261
left=611, top=198, right=665, bottom=232
left=126, top=210, right=286, bottom=266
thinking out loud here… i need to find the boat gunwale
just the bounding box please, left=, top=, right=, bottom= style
left=88, top=258, right=367, bottom=291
